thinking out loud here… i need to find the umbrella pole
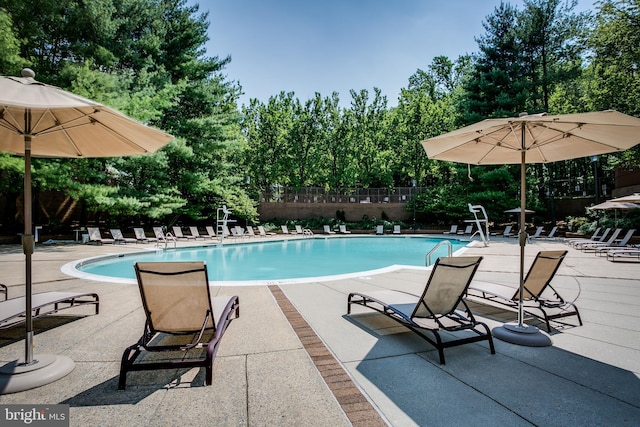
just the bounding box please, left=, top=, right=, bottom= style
left=0, top=123, right=75, bottom=395
left=518, top=150, right=526, bottom=328
left=492, top=123, right=551, bottom=346
left=23, top=135, right=34, bottom=365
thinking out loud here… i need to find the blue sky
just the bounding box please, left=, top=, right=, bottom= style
left=195, top=0, right=595, bottom=108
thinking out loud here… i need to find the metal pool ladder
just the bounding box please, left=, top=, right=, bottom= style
left=425, top=240, right=453, bottom=266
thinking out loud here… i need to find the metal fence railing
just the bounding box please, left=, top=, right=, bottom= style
left=260, top=186, right=425, bottom=204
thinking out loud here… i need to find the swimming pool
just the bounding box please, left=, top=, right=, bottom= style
left=65, top=236, right=470, bottom=285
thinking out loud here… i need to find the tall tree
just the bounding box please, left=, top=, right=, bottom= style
left=585, top=0, right=640, bottom=169
left=519, top=0, right=588, bottom=112
left=463, top=2, right=527, bottom=123
left=0, top=0, right=253, bottom=226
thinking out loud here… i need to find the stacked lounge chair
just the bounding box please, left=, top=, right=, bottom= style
left=578, top=228, right=622, bottom=252
left=564, top=227, right=604, bottom=247
left=593, top=229, right=636, bottom=256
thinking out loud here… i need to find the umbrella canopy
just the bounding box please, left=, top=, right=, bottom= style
left=610, top=193, right=640, bottom=203
left=0, top=69, right=173, bottom=393
left=588, top=200, right=639, bottom=227
left=588, top=201, right=640, bottom=210
left=0, top=71, right=172, bottom=157
left=422, top=111, right=640, bottom=345
left=422, top=111, right=640, bottom=165
left=504, top=207, right=535, bottom=214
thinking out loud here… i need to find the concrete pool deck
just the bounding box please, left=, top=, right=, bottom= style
left=0, top=235, right=638, bottom=426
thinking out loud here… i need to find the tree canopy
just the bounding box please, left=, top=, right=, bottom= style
left=1, top=0, right=639, bottom=230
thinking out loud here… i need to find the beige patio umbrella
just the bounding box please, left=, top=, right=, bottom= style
left=0, top=69, right=173, bottom=393
left=610, top=193, right=640, bottom=203
left=588, top=200, right=640, bottom=227
left=422, top=110, right=640, bottom=346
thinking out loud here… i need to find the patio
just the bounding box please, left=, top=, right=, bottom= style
left=0, top=236, right=638, bottom=426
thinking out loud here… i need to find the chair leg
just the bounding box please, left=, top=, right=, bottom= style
left=118, top=344, right=141, bottom=390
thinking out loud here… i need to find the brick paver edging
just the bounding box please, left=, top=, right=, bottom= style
left=268, top=285, right=387, bottom=427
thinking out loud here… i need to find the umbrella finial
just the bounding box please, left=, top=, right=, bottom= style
left=21, top=68, right=36, bottom=78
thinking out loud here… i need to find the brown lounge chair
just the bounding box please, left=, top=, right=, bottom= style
left=0, top=291, right=99, bottom=329
left=119, top=261, right=240, bottom=390
left=467, top=250, right=582, bottom=332
left=347, top=256, right=494, bottom=364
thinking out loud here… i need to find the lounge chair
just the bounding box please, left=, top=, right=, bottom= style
left=347, top=256, right=494, bottom=364
left=443, top=225, right=458, bottom=235
left=539, top=226, right=558, bottom=239
left=118, top=261, right=240, bottom=390
left=232, top=226, right=245, bottom=238
left=245, top=226, right=257, bottom=237
left=1, top=291, right=99, bottom=329
left=323, top=225, right=336, bottom=235
left=257, top=225, right=275, bottom=237
left=221, top=225, right=232, bottom=237
left=577, top=228, right=622, bottom=251
left=467, top=250, right=582, bottom=332
left=110, top=228, right=137, bottom=244
left=606, top=248, right=640, bottom=262
left=172, top=226, right=196, bottom=241
left=393, top=225, right=401, bottom=234
left=134, top=227, right=157, bottom=243
left=501, top=225, right=514, bottom=237
left=375, top=225, right=384, bottom=235
left=564, top=227, right=603, bottom=246
left=86, top=227, right=115, bottom=245
left=457, top=225, right=473, bottom=235
left=205, top=226, right=217, bottom=239
left=295, top=225, right=304, bottom=234
left=281, top=225, right=295, bottom=235
left=593, top=229, right=636, bottom=256
left=189, top=226, right=206, bottom=240
left=338, top=224, right=351, bottom=234
left=571, top=228, right=613, bottom=249
left=529, top=226, right=545, bottom=239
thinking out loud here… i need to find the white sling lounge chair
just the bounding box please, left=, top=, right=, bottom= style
left=110, top=228, right=137, bottom=244
left=1, top=291, right=99, bottom=330
left=86, top=227, right=115, bottom=245
left=134, top=227, right=157, bottom=243
left=172, top=226, right=196, bottom=241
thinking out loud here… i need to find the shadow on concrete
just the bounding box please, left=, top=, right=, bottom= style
left=346, top=312, right=640, bottom=426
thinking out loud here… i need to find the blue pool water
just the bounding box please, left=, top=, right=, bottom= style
left=73, top=236, right=468, bottom=284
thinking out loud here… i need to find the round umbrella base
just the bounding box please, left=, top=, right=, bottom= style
left=492, top=323, right=552, bottom=347
left=0, top=354, right=75, bottom=394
